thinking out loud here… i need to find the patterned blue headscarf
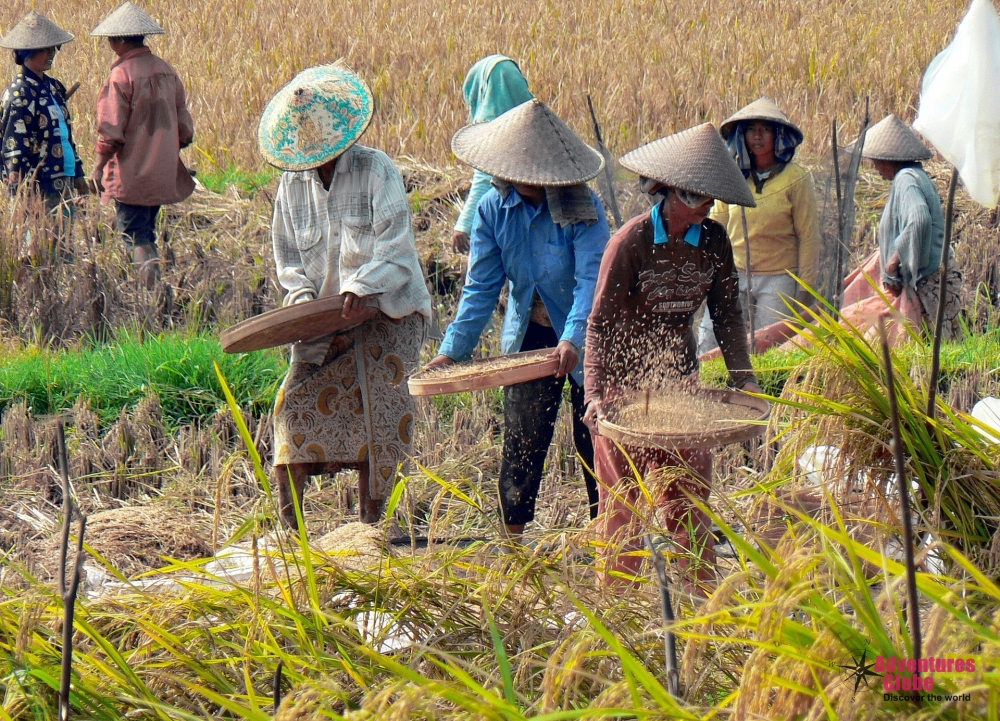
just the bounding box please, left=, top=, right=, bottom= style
left=726, top=121, right=801, bottom=176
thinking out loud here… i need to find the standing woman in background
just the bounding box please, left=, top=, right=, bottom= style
left=0, top=11, right=88, bottom=248
left=450, top=55, right=533, bottom=253
left=698, top=97, right=820, bottom=354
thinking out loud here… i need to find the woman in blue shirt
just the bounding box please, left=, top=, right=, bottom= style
left=427, top=99, right=609, bottom=535
left=450, top=55, right=533, bottom=253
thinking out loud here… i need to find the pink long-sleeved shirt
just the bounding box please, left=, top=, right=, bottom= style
left=95, top=47, right=195, bottom=206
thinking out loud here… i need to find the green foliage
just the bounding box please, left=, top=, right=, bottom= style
left=0, top=332, right=286, bottom=427
left=195, top=165, right=279, bottom=196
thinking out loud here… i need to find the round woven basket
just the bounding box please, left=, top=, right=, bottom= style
left=597, top=388, right=770, bottom=450
left=221, top=296, right=377, bottom=353
left=408, top=350, right=559, bottom=396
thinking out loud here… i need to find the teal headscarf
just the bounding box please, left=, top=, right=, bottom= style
left=462, top=55, right=533, bottom=123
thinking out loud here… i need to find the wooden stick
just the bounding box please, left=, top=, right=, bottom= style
left=586, top=94, right=623, bottom=228
left=740, top=206, right=755, bottom=353
left=273, top=659, right=284, bottom=712
left=644, top=535, right=680, bottom=698
left=879, top=317, right=921, bottom=705
left=831, top=119, right=845, bottom=307
left=927, top=167, right=959, bottom=422
left=64, top=82, right=81, bottom=101
left=60, top=515, right=86, bottom=721
left=56, top=421, right=71, bottom=598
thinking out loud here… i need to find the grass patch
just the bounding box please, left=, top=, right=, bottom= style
left=700, top=328, right=1000, bottom=400
left=196, top=164, right=280, bottom=196
left=0, top=331, right=286, bottom=427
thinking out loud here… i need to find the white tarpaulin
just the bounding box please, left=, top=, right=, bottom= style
left=914, top=0, right=1000, bottom=208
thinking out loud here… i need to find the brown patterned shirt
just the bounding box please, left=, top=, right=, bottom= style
left=584, top=210, right=755, bottom=404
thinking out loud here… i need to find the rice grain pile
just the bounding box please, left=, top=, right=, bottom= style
left=414, top=352, right=554, bottom=382
left=610, top=390, right=761, bottom=434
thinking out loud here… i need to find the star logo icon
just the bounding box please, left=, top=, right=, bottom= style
left=840, top=645, right=881, bottom=697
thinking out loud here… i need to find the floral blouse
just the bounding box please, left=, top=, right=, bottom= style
left=1, top=67, right=83, bottom=195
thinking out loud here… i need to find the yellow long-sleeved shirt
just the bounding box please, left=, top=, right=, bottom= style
left=709, top=161, right=821, bottom=292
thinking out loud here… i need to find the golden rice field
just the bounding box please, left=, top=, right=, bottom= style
left=1, top=0, right=969, bottom=171
left=3, top=1, right=1000, bottom=719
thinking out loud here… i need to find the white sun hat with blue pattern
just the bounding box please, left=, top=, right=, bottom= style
left=258, top=62, right=374, bottom=171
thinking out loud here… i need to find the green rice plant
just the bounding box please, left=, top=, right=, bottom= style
left=0, top=331, right=286, bottom=427
left=757, top=300, right=1000, bottom=555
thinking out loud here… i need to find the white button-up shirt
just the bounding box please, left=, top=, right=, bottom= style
left=271, top=144, right=431, bottom=363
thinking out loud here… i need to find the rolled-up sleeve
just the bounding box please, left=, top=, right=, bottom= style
left=272, top=178, right=316, bottom=306
left=95, top=74, right=131, bottom=155
left=563, top=193, right=610, bottom=349
left=438, top=195, right=506, bottom=361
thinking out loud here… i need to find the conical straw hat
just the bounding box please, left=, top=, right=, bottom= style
left=91, top=2, right=165, bottom=37
left=859, top=114, right=933, bottom=162
left=619, top=123, right=757, bottom=207
left=719, top=96, right=803, bottom=145
left=0, top=11, right=74, bottom=50
left=258, top=62, right=374, bottom=171
left=451, top=99, right=604, bottom=187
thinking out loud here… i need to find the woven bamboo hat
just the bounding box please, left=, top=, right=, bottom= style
left=719, top=96, right=804, bottom=145
left=859, top=114, right=933, bottom=162
left=257, top=62, right=374, bottom=171
left=620, top=123, right=757, bottom=207
left=451, top=99, right=604, bottom=186
left=91, top=2, right=165, bottom=37
left=0, top=11, right=74, bottom=50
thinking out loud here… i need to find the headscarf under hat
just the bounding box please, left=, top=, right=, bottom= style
left=257, top=62, right=374, bottom=171
left=462, top=55, right=534, bottom=123
left=719, top=97, right=804, bottom=175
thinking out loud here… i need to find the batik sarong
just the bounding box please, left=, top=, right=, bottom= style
left=273, top=311, right=426, bottom=499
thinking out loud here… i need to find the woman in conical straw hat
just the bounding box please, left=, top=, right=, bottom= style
left=1, top=11, right=88, bottom=222
left=850, top=114, right=962, bottom=340
left=424, top=98, right=610, bottom=535
left=260, top=62, right=431, bottom=532
left=583, top=123, right=762, bottom=592
left=698, top=97, right=821, bottom=355
left=91, top=1, right=193, bottom=290
left=450, top=55, right=533, bottom=253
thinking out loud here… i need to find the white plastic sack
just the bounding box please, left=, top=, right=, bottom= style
left=971, top=397, right=1000, bottom=444
left=914, top=0, right=1000, bottom=208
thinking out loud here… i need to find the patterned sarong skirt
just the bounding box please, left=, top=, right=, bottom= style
left=273, top=311, right=426, bottom=499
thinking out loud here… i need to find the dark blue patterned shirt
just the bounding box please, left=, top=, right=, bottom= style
left=1, top=67, right=83, bottom=195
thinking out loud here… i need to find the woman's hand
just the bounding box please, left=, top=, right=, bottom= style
left=884, top=281, right=903, bottom=298
left=451, top=231, right=470, bottom=254
left=424, top=354, right=455, bottom=371
left=341, top=291, right=366, bottom=319
left=583, top=400, right=604, bottom=436
left=548, top=340, right=579, bottom=378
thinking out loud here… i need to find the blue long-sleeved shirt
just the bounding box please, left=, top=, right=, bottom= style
left=438, top=185, right=610, bottom=383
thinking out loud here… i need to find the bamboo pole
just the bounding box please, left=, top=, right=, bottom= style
left=879, top=317, right=921, bottom=705
left=927, top=168, right=959, bottom=421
